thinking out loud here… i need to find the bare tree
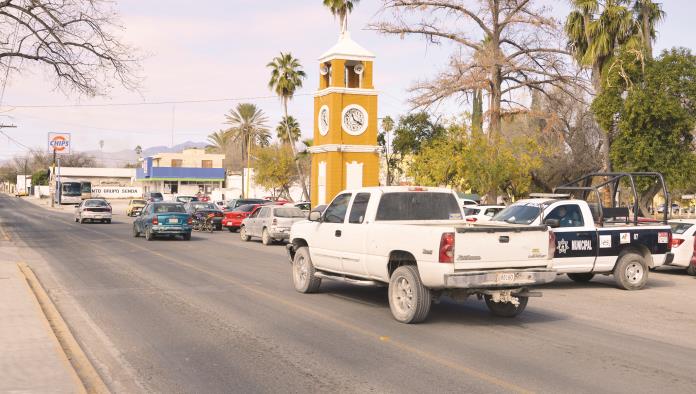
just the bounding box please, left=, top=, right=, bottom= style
left=0, top=0, right=139, bottom=96
left=371, top=0, right=587, bottom=138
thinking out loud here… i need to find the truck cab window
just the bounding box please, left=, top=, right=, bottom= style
left=349, top=193, right=371, bottom=224
left=324, top=193, right=352, bottom=223
left=546, top=204, right=584, bottom=228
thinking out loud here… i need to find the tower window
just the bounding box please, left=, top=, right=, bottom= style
left=345, top=61, right=362, bottom=88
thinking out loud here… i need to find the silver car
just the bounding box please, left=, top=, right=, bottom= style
left=75, top=199, right=112, bottom=224
left=240, top=205, right=307, bottom=245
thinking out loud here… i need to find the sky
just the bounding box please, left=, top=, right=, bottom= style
left=1, top=0, right=694, bottom=160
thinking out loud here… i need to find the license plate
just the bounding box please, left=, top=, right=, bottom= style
left=496, top=273, right=516, bottom=283
left=169, top=218, right=179, bottom=224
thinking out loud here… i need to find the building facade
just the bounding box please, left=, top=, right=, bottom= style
left=309, top=32, right=380, bottom=207
left=136, top=148, right=225, bottom=196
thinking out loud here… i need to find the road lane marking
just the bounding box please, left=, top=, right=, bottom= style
left=10, top=199, right=534, bottom=394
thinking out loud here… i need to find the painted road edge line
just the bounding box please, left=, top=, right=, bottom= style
left=18, top=262, right=110, bottom=394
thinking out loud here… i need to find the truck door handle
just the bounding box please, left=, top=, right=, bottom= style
left=499, top=236, right=510, bottom=243
left=335, top=230, right=342, bottom=237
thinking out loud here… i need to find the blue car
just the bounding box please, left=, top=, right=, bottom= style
left=133, top=202, right=192, bottom=241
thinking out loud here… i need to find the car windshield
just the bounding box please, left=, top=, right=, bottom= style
left=375, top=192, right=462, bottom=221
left=132, top=200, right=146, bottom=204
left=274, top=207, right=306, bottom=218
left=235, top=204, right=258, bottom=213
left=463, top=208, right=480, bottom=216
left=193, top=203, right=219, bottom=211
left=670, top=222, right=694, bottom=235
left=151, top=193, right=163, bottom=198
left=154, top=204, right=186, bottom=213
left=84, top=200, right=108, bottom=207
left=492, top=202, right=547, bottom=224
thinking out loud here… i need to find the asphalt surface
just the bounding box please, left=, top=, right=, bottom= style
left=1, top=194, right=695, bottom=393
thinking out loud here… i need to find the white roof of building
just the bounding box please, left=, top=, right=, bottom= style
left=56, top=167, right=136, bottom=178
left=319, top=32, right=375, bottom=62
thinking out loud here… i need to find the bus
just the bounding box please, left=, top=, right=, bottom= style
left=55, top=181, right=82, bottom=204
left=81, top=181, right=92, bottom=200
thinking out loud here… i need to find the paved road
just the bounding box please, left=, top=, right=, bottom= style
left=1, top=194, right=695, bottom=393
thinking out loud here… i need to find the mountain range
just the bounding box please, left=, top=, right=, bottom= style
left=84, top=141, right=208, bottom=167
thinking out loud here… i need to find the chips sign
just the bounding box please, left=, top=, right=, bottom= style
left=48, top=132, right=71, bottom=154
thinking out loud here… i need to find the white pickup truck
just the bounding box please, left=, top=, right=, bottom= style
left=287, top=186, right=557, bottom=323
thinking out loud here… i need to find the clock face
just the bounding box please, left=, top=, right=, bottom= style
left=341, top=104, right=368, bottom=135
left=318, top=105, right=329, bottom=136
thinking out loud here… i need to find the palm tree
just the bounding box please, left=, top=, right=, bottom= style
left=134, top=145, right=142, bottom=158
left=565, top=0, right=638, bottom=92
left=224, top=103, right=270, bottom=196
left=267, top=52, right=309, bottom=200
left=633, top=0, right=665, bottom=59
left=224, top=103, right=270, bottom=161
left=276, top=116, right=301, bottom=145
left=323, top=0, right=360, bottom=33
left=206, top=130, right=232, bottom=154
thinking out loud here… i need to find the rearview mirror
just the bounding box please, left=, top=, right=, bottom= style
left=308, top=211, right=322, bottom=222
left=544, top=218, right=560, bottom=228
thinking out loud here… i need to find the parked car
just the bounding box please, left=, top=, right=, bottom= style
left=143, top=192, right=164, bottom=202
left=287, top=186, right=556, bottom=323
left=463, top=205, right=505, bottom=222
left=184, top=201, right=224, bottom=230
left=133, top=202, right=192, bottom=240
left=225, top=198, right=269, bottom=211
left=126, top=199, right=147, bottom=217
left=74, top=199, right=112, bottom=223
left=222, top=203, right=262, bottom=232
left=657, top=203, right=681, bottom=214
left=175, top=196, right=198, bottom=203
left=240, top=205, right=307, bottom=245
left=666, top=220, right=696, bottom=275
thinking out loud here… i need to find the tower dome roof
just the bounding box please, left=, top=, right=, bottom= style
left=318, top=31, right=375, bottom=62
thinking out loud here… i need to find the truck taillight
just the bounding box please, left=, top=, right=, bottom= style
left=152, top=216, right=158, bottom=225
left=187, top=217, right=193, bottom=225
left=439, top=232, right=455, bottom=263
left=548, top=231, right=556, bottom=259
left=671, top=238, right=684, bottom=249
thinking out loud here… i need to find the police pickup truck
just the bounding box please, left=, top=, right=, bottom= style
left=491, top=172, right=672, bottom=290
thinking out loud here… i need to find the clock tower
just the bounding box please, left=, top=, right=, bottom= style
left=310, top=32, right=380, bottom=207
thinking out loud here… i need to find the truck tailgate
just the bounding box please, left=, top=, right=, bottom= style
left=453, top=225, right=550, bottom=270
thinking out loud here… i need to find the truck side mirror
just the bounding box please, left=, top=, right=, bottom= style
left=308, top=211, right=322, bottom=222
left=544, top=218, right=560, bottom=228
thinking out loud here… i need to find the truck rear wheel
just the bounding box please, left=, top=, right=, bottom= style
left=388, top=265, right=431, bottom=324
left=292, top=247, right=321, bottom=293
left=686, top=262, right=696, bottom=276
left=484, top=295, right=528, bottom=317
left=567, top=273, right=595, bottom=282
left=613, top=252, right=648, bottom=290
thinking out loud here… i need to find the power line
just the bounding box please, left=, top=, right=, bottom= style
left=3, top=93, right=310, bottom=109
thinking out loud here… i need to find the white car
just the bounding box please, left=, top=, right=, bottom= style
left=458, top=198, right=478, bottom=207
left=667, top=220, right=696, bottom=275
left=74, top=199, right=112, bottom=224
left=463, top=205, right=505, bottom=223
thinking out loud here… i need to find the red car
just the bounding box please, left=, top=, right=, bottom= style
left=222, top=204, right=262, bottom=232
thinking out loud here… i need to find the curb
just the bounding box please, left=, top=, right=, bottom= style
left=18, top=262, right=111, bottom=394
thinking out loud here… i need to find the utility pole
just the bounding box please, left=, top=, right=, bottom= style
left=51, top=150, right=56, bottom=207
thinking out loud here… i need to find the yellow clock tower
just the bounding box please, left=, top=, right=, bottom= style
left=310, top=32, right=380, bottom=207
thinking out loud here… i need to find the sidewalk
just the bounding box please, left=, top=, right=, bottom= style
left=0, top=233, right=84, bottom=392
